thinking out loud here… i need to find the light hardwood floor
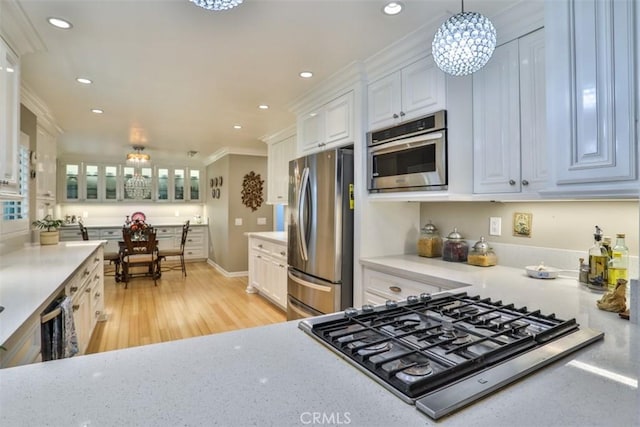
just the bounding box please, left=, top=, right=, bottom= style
left=86, top=262, right=286, bottom=354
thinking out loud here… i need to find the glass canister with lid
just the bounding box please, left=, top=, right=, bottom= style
left=467, top=236, right=497, bottom=267
left=418, top=221, right=443, bottom=258
left=442, top=228, right=469, bottom=262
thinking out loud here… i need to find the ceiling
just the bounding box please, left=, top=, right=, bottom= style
left=15, top=0, right=516, bottom=164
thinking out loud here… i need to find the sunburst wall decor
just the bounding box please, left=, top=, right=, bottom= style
left=241, top=171, right=264, bottom=211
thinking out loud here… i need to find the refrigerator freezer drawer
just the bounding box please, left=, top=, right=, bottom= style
left=288, top=269, right=341, bottom=315
left=286, top=295, right=324, bottom=320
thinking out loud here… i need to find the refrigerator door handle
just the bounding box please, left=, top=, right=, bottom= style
left=297, top=166, right=310, bottom=262
left=289, top=270, right=333, bottom=293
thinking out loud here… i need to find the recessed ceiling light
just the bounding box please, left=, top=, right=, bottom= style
left=6, top=67, right=14, bottom=73
left=383, top=1, right=403, bottom=15
left=76, top=77, right=92, bottom=84
left=299, top=71, right=313, bottom=79
left=91, top=108, right=104, bottom=114
left=47, top=17, right=73, bottom=29
left=258, top=104, right=269, bottom=110
left=233, top=125, right=242, bottom=129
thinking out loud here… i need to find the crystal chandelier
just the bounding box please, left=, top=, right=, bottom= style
left=125, top=172, right=151, bottom=199
left=190, top=0, right=243, bottom=11
left=431, top=1, right=496, bottom=77
left=126, top=146, right=150, bottom=167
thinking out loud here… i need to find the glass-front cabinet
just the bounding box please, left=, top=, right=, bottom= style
left=153, top=166, right=202, bottom=202
left=59, top=161, right=202, bottom=202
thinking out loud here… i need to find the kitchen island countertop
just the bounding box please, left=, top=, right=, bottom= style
left=1, top=254, right=638, bottom=426
left=244, top=231, right=287, bottom=244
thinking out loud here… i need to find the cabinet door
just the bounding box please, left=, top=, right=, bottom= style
left=473, top=40, right=521, bottom=194
left=84, top=164, right=100, bottom=201
left=367, top=71, right=401, bottom=131
left=73, top=289, right=91, bottom=355
left=325, top=91, right=353, bottom=146
left=401, top=56, right=446, bottom=121
left=36, top=126, right=57, bottom=199
left=299, top=110, right=325, bottom=154
left=269, top=258, right=287, bottom=308
left=61, top=163, right=81, bottom=202
left=102, top=165, right=119, bottom=201
left=547, top=0, right=636, bottom=189
left=0, top=42, right=19, bottom=194
left=253, top=252, right=270, bottom=293
left=187, top=168, right=201, bottom=202
left=519, top=29, right=548, bottom=193
left=156, top=167, right=170, bottom=201
left=173, top=168, right=185, bottom=201
left=267, top=134, right=296, bottom=204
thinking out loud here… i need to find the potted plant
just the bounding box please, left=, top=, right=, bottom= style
left=32, top=215, right=65, bottom=245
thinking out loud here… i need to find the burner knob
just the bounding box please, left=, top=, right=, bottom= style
left=407, top=295, right=419, bottom=304
left=344, top=307, right=359, bottom=317
left=385, top=300, right=398, bottom=308
left=361, top=304, right=375, bottom=313
left=419, top=293, right=432, bottom=302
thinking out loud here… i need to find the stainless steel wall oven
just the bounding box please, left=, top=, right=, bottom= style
left=367, top=110, right=447, bottom=193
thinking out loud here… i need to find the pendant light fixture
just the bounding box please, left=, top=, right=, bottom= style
left=126, top=146, right=150, bottom=167
left=189, top=0, right=243, bottom=11
left=431, top=0, right=497, bottom=77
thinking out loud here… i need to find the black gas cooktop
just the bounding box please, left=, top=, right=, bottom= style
left=299, top=291, right=603, bottom=419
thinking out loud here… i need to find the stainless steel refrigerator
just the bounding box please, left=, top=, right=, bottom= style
left=286, top=148, right=354, bottom=320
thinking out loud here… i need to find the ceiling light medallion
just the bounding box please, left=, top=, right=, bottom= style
left=431, top=1, right=496, bottom=77
left=189, top=0, right=243, bottom=11
left=126, top=146, right=151, bottom=167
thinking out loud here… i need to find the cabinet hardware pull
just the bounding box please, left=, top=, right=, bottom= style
left=95, top=293, right=101, bottom=298
left=83, top=269, right=90, bottom=276
left=72, top=305, right=79, bottom=311
left=94, top=257, right=100, bottom=262
left=522, top=179, right=529, bottom=186
left=392, top=113, right=399, bottom=119
left=95, top=311, right=101, bottom=316
left=279, top=264, right=285, bottom=268
left=389, top=286, right=402, bottom=293
left=509, top=179, right=516, bottom=185
left=280, top=251, right=286, bottom=256
left=399, top=111, right=405, bottom=117
left=257, top=255, right=262, bottom=259
left=70, top=286, right=78, bottom=292
left=86, top=287, right=91, bottom=293
left=258, top=244, right=263, bottom=248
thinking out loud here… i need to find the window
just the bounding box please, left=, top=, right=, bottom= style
left=2, top=143, right=29, bottom=220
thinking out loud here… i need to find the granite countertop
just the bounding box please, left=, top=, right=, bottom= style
left=245, top=231, right=287, bottom=244
left=1, top=253, right=638, bottom=426
left=0, top=242, right=104, bottom=345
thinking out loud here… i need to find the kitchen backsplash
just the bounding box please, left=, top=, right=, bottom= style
left=57, top=203, right=205, bottom=226
left=419, top=200, right=638, bottom=277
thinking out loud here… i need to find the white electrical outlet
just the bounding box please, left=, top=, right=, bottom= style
left=489, top=217, right=502, bottom=236
left=257, top=217, right=267, bottom=225
left=235, top=218, right=243, bottom=226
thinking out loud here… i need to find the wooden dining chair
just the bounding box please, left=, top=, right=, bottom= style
left=78, top=223, right=89, bottom=241
left=121, top=227, right=159, bottom=288
left=158, top=220, right=190, bottom=277
left=80, top=223, right=122, bottom=281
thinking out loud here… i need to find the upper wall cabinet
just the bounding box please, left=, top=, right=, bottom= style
left=0, top=37, right=20, bottom=199
left=298, top=91, right=354, bottom=155
left=154, top=166, right=202, bottom=203
left=473, top=29, right=547, bottom=195
left=367, top=56, right=445, bottom=131
left=35, top=126, right=57, bottom=200
left=545, top=0, right=638, bottom=198
left=264, top=126, right=296, bottom=205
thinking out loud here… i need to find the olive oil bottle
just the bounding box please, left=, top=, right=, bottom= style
left=607, top=233, right=629, bottom=290
left=588, top=226, right=608, bottom=288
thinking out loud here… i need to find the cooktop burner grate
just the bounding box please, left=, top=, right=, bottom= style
left=311, top=292, right=581, bottom=399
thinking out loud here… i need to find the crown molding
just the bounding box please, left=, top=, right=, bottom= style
left=204, top=146, right=267, bottom=165
left=0, top=0, right=46, bottom=56
left=21, top=83, right=63, bottom=135
left=260, top=124, right=296, bottom=145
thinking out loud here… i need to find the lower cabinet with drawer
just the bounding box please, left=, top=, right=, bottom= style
left=248, top=236, right=287, bottom=310
left=363, top=268, right=441, bottom=305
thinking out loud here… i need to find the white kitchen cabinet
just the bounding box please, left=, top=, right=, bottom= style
left=473, top=29, right=547, bottom=195
left=0, top=37, right=20, bottom=199
left=265, top=126, right=296, bottom=204
left=545, top=0, right=637, bottom=197
left=0, top=316, right=41, bottom=369
left=298, top=91, right=354, bottom=155
left=363, top=267, right=441, bottom=307
left=247, top=236, right=287, bottom=310
left=367, top=56, right=445, bottom=131
left=35, top=126, right=57, bottom=200
left=154, top=166, right=202, bottom=202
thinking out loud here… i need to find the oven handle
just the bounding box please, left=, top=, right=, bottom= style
left=368, top=131, right=443, bottom=155
left=297, top=166, right=310, bottom=262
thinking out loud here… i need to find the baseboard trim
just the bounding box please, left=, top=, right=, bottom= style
left=206, top=259, right=248, bottom=277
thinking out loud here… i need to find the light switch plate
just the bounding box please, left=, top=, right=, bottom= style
left=489, top=217, right=502, bottom=236
left=235, top=218, right=243, bottom=226
left=257, top=217, right=266, bottom=225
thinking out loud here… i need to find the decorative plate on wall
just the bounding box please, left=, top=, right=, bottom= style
left=131, top=211, right=146, bottom=222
